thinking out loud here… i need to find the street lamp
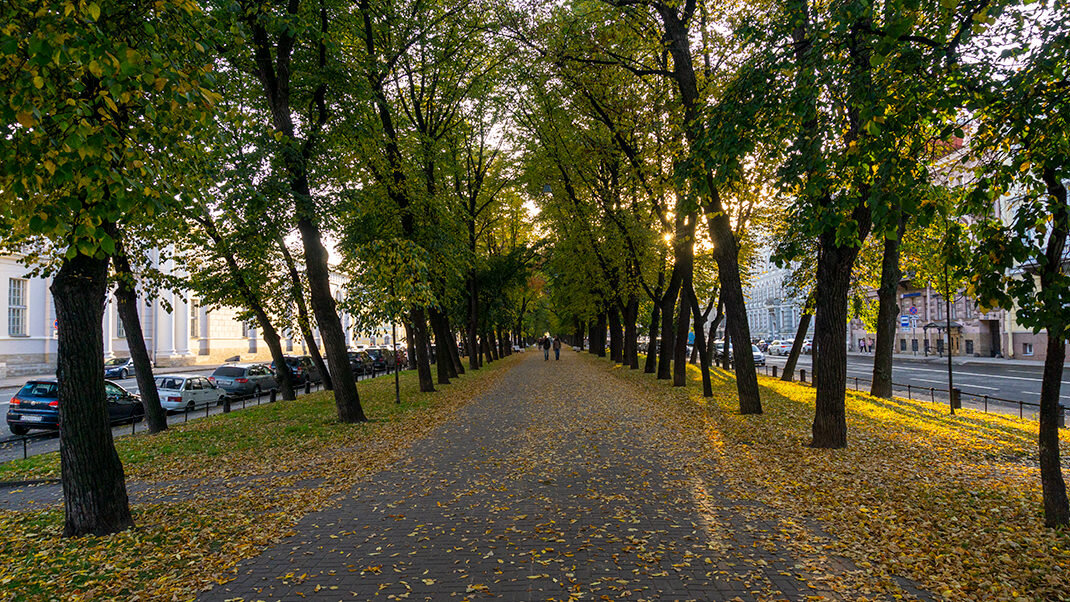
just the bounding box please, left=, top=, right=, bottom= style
left=392, top=320, right=400, bottom=404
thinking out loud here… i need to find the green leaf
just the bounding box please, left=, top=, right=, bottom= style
left=87, top=2, right=100, bottom=20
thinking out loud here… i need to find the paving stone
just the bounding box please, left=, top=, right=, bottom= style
left=202, top=352, right=930, bottom=601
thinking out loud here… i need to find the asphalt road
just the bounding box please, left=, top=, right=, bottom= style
left=763, top=352, right=1070, bottom=419
left=0, top=365, right=396, bottom=464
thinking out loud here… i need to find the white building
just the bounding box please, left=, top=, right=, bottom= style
left=0, top=253, right=362, bottom=379
left=742, top=251, right=810, bottom=342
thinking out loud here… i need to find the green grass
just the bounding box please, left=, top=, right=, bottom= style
left=0, top=356, right=520, bottom=600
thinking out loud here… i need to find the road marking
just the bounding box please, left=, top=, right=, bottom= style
left=957, top=384, right=1000, bottom=392
left=912, top=378, right=949, bottom=385
left=893, top=365, right=1070, bottom=386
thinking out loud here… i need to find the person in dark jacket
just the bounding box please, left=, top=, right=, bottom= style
left=553, top=336, right=562, bottom=360
left=542, top=336, right=551, bottom=360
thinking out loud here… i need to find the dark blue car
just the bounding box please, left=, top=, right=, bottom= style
left=6, top=380, right=144, bottom=436
left=104, top=356, right=136, bottom=380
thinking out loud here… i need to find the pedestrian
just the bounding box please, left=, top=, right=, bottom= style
left=868, top=338, right=874, bottom=353
left=542, top=336, right=551, bottom=360
left=553, top=336, right=561, bottom=360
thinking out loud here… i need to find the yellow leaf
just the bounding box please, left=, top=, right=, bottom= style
left=32, top=75, right=44, bottom=89
left=86, top=2, right=100, bottom=20
left=16, top=111, right=35, bottom=127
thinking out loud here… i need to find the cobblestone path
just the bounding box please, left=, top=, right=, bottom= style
left=206, top=350, right=926, bottom=601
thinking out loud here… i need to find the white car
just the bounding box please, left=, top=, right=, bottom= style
left=154, top=374, right=226, bottom=411
left=767, top=340, right=794, bottom=355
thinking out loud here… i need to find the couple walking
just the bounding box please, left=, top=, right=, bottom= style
left=541, top=336, right=561, bottom=361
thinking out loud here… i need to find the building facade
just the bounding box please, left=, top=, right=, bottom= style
left=0, top=254, right=367, bottom=379
left=742, top=251, right=811, bottom=342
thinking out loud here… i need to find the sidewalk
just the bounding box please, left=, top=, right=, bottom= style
left=204, top=351, right=927, bottom=601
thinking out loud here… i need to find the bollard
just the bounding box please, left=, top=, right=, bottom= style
left=854, top=377, right=859, bottom=390
left=951, top=387, right=962, bottom=410
left=223, top=395, right=231, bottom=414
left=205, top=402, right=209, bottom=418
left=907, top=384, right=912, bottom=400
left=983, top=395, right=988, bottom=413
left=1059, top=404, right=1066, bottom=428
left=22, top=437, right=27, bottom=460
left=270, top=389, right=277, bottom=403
left=930, top=387, right=935, bottom=403
left=772, top=365, right=778, bottom=378
left=304, top=380, right=311, bottom=395
left=800, top=369, right=806, bottom=383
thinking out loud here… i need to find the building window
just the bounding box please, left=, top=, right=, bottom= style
left=965, top=339, right=974, bottom=355
left=8, top=278, right=27, bottom=336
left=190, top=299, right=200, bottom=338
left=242, top=321, right=251, bottom=338
left=116, top=309, right=126, bottom=338
left=1023, top=342, right=1034, bottom=356
left=900, top=339, right=907, bottom=351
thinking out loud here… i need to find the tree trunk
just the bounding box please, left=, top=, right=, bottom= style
left=673, top=283, right=692, bottom=387
left=277, top=236, right=332, bottom=391
left=445, top=319, right=464, bottom=376
left=197, top=214, right=296, bottom=401
left=490, top=329, right=501, bottom=360
left=657, top=268, right=681, bottom=379
left=481, top=333, right=494, bottom=365
left=107, top=232, right=167, bottom=433
left=468, top=275, right=480, bottom=370
left=1039, top=332, right=1069, bottom=527
left=429, top=307, right=451, bottom=385
left=594, top=312, right=607, bottom=357
left=608, top=304, right=623, bottom=363
left=644, top=275, right=664, bottom=374
left=707, top=298, right=723, bottom=369
left=575, top=319, right=585, bottom=351
left=53, top=251, right=134, bottom=537
left=811, top=242, right=859, bottom=448
left=871, top=219, right=905, bottom=398
left=688, top=287, right=713, bottom=397
left=411, top=307, right=435, bottom=392
left=712, top=219, right=762, bottom=413
left=782, top=304, right=813, bottom=382
left=623, top=295, right=639, bottom=369
left=296, top=216, right=363, bottom=420
left=404, top=321, right=417, bottom=370
left=1038, top=169, right=1069, bottom=527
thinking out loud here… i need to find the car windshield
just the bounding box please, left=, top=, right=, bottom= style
left=18, top=382, right=58, bottom=398
left=155, top=377, right=185, bottom=390
left=104, top=358, right=127, bottom=366
left=213, top=366, right=245, bottom=377
left=752, top=345, right=760, bottom=352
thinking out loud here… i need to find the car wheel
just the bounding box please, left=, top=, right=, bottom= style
left=9, top=425, right=29, bottom=436
left=186, top=400, right=196, bottom=412
left=120, top=368, right=128, bottom=379
left=254, top=386, right=262, bottom=399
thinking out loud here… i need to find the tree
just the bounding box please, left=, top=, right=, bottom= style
left=0, top=0, right=217, bottom=535
left=218, top=0, right=365, bottom=422
left=963, top=11, right=1069, bottom=527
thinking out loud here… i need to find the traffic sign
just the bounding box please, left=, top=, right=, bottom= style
left=908, top=306, right=918, bottom=315
left=900, top=317, right=910, bottom=328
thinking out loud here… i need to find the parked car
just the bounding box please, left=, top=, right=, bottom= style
left=751, top=345, right=766, bottom=366
left=104, top=356, right=137, bottom=380
left=802, top=339, right=813, bottom=354
left=767, top=340, right=794, bottom=356
left=154, top=374, right=226, bottom=412
left=6, top=380, right=144, bottom=435
left=348, top=350, right=374, bottom=375
left=270, top=356, right=321, bottom=385
left=365, top=347, right=397, bottom=372
left=209, top=363, right=277, bottom=397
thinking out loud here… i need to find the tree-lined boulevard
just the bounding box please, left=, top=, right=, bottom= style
left=1, top=0, right=1069, bottom=598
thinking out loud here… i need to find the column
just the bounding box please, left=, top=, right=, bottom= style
left=103, top=297, right=114, bottom=358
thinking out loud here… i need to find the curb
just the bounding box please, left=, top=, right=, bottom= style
left=0, top=478, right=60, bottom=489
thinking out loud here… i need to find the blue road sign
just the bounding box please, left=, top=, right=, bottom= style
left=901, top=317, right=911, bottom=328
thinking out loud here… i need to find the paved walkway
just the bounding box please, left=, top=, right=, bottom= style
left=206, top=351, right=925, bottom=601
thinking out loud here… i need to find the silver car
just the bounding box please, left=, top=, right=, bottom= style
left=209, top=363, right=277, bottom=398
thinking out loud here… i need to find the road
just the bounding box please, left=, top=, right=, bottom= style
left=763, top=352, right=1070, bottom=419
left=0, top=365, right=397, bottom=464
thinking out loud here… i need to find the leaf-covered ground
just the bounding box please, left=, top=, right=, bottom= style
left=612, top=354, right=1070, bottom=602
left=0, top=356, right=520, bottom=600
left=209, top=350, right=929, bottom=601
